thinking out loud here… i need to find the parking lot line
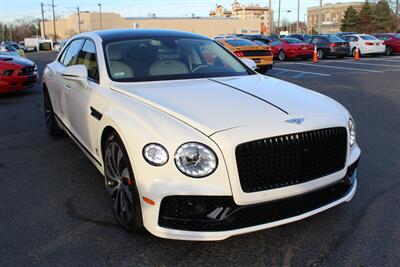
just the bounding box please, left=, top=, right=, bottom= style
left=330, top=61, right=400, bottom=68
left=273, top=68, right=331, bottom=77
left=289, top=63, right=384, bottom=73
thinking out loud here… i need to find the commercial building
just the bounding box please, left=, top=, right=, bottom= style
left=307, top=2, right=363, bottom=34
left=41, top=12, right=262, bottom=40
left=210, top=0, right=272, bottom=34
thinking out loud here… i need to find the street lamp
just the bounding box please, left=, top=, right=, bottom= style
left=98, top=3, right=102, bottom=30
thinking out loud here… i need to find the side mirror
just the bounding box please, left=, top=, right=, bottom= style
left=241, top=58, right=257, bottom=70
left=61, top=65, right=88, bottom=87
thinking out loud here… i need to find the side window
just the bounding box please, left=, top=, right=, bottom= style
left=77, top=40, right=99, bottom=82
left=311, top=38, right=318, bottom=44
left=58, top=44, right=69, bottom=64
left=62, top=39, right=84, bottom=66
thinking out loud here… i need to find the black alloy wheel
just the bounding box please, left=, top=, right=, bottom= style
left=104, top=132, right=143, bottom=231
left=43, top=89, right=63, bottom=138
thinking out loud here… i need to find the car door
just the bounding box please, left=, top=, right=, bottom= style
left=270, top=40, right=282, bottom=57
left=48, top=39, right=85, bottom=124
left=64, top=39, right=103, bottom=156
left=347, top=36, right=358, bottom=53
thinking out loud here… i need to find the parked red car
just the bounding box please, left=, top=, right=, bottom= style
left=270, top=38, right=314, bottom=61
left=0, top=55, right=37, bottom=93
left=373, top=33, right=400, bottom=56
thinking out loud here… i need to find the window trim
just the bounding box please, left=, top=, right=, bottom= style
left=77, top=38, right=100, bottom=83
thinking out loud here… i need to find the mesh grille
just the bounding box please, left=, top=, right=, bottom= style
left=235, top=127, right=347, bottom=193
left=243, top=50, right=269, bottom=57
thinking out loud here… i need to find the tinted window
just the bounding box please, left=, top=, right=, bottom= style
left=225, top=39, right=257, bottom=47
left=285, top=38, right=302, bottom=44
left=77, top=40, right=99, bottom=82
left=271, top=40, right=282, bottom=46
left=396, top=34, right=400, bottom=39
left=329, top=36, right=345, bottom=42
left=360, top=35, right=378, bottom=41
left=62, top=39, right=84, bottom=66
left=253, top=40, right=267, bottom=46
left=105, top=37, right=252, bottom=82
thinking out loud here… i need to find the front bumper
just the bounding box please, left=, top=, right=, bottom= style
left=147, top=159, right=359, bottom=241
left=0, top=74, right=37, bottom=93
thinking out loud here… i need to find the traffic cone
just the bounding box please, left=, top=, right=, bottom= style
left=313, top=46, right=318, bottom=63
left=354, top=47, right=360, bottom=61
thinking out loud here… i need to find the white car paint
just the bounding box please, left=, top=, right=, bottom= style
left=42, top=30, right=361, bottom=241
left=343, top=34, right=385, bottom=56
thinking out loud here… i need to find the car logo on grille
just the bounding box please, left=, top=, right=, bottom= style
left=285, top=118, right=305, bottom=125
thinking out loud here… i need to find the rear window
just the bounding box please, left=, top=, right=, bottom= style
left=285, top=38, right=302, bottom=44
left=360, top=35, right=378, bottom=41
left=329, top=36, right=345, bottom=42
left=225, top=39, right=257, bottom=47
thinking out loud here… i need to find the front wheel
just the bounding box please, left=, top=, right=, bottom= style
left=385, top=46, right=392, bottom=56
left=278, top=50, right=286, bottom=61
left=104, top=132, right=143, bottom=232
left=317, top=49, right=325, bottom=59
left=43, top=89, right=63, bottom=138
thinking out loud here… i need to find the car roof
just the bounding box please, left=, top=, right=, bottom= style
left=94, top=29, right=209, bottom=42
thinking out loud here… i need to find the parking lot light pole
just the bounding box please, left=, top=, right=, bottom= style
left=319, top=0, right=322, bottom=34
left=98, top=3, right=102, bottom=30
left=297, top=0, right=300, bottom=33
left=277, top=0, right=281, bottom=33
left=51, top=0, right=57, bottom=42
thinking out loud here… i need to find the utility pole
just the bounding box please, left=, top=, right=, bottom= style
left=297, top=0, right=300, bottom=33
left=396, top=0, right=399, bottom=16
left=98, top=3, right=102, bottom=30
left=318, top=0, right=322, bottom=34
left=77, top=6, right=81, bottom=33
left=277, top=0, right=281, bottom=34
left=268, top=0, right=272, bottom=35
left=51, top=0, right=57, bottom=42
left=41, top=2, right=46, bottom=38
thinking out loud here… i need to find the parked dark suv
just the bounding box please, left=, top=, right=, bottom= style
left=308, top=35, right=350, bottom=59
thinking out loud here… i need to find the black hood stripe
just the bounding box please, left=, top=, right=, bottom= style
left=208, top=78, right=289, bottom=115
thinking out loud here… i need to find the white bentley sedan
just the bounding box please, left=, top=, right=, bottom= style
left=42, top=29, right=360, bottom=241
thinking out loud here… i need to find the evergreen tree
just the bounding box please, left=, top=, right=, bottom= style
left=373, top=0, right=395, bottom=33
left=341, top=6, right=360, bottom=32
left=359, top=0, right=375, bottom=33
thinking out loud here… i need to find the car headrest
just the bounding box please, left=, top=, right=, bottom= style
left=149, top=60, right=189, bottom=76
left=108, top=49, right=123, bottom=61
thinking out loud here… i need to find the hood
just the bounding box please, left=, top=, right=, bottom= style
left=0, top=55, right=34, bottom=68
left=111, top=75, right=346, bottom=136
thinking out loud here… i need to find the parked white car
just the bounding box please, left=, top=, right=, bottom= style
left=342, top=34, right=385, bottom=56
left=42, top=29, right=360, bottom=241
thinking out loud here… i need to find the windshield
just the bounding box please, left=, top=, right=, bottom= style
left=105, top=37, right=252, bottom=82
left=360, top=35, right=378, bottom=41
left=285, top=38, right=302, bottom=44
left=329, top=36, right=345, bottom=42
left=225, top=39, right=257, bottom=47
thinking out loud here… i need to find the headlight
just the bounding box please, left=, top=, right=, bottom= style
left=174, top=142, right=217, bottom=178
left=348, top=118, right=356, bottom=146
left=143, top=143, right=168, bottom=166
left=1, top=69, right=14, bottom=76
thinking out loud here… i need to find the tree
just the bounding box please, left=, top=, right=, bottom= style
left=373, top=0, right=396, bottom=32
left=359, top=0, right=375, bottom=33
left=341, top=6, right=360, bottom=32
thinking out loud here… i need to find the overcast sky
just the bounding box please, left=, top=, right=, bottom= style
left=0, top=0, right=365, bottom=23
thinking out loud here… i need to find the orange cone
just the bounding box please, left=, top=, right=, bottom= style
left=354, top=47, right=360, bottom=61
left=313, top=46, right=318, bottom=63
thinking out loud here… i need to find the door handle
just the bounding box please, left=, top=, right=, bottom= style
left=65, top=84, right=71, bottom=92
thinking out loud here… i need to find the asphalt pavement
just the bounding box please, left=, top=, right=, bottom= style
left=0, top=52, right=399, bottom=266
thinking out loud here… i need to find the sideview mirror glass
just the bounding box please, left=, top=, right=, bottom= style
left=241, top=58, right=257, bottom=70
left=61, top=65, right=88, bottom=87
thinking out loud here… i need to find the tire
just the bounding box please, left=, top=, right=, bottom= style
left=257, top=67, right=268, bottom=75
left=317, top=49, right=324, bottom=59
left=278, top=50, right=286, bottom=61
left=385, top=46, right=392, bottom=56
left=43, top=88, right=63, bottom=138
left=103, top=131, right=143, bottom=232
